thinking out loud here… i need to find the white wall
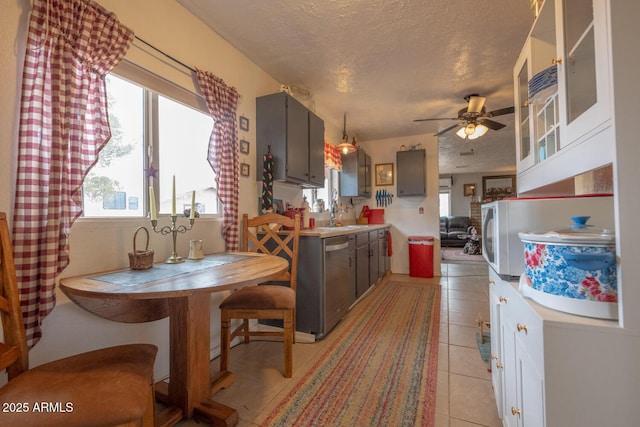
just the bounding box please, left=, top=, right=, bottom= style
left=0, top=0, right=341, bottom=382
left=356, top=136, right=441, bottom=276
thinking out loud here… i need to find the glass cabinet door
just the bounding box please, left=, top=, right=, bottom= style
left=556, top=0, right=610, bottom=148
left=515, top=54, right=534, bottom=172
left=563, top=0, right=596, bottom=124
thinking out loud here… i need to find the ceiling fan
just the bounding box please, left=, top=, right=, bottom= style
left=414, top=94, right=514, bottom=139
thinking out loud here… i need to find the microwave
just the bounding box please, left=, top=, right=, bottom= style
left=481, top=196, right=614, bottom=278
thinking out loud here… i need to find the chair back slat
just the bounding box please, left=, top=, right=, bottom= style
left=242, top=213, right=300, bottom=291
left=0, top=212, right=29, bottom=378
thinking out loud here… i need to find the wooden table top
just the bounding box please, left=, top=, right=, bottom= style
left=60, top=252, right=289, bottom=300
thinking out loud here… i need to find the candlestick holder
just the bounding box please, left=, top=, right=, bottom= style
left=150, top=215, right=195, bottom=263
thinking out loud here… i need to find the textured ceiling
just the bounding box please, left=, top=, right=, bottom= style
left=177, top=0, right=535, bottom=174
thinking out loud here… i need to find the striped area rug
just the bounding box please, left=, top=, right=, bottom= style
left=261, top=281, right=441, bottom=426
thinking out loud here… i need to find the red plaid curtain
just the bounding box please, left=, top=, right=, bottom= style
left=12, top=0, right=133, bottom=347
left=324, top=141, right=342, bottom=171
left=195, top=69, right=240, bottom=251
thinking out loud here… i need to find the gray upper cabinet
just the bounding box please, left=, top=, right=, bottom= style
left=396, top=149, right=426, bottom=197
left=256, top=92, right=324, bottom=187
left=340, top=149, right=371, bottom=198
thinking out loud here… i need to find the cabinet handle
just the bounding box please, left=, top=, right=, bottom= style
left=517, top=323, right=528, bottom=334
left=490, top=353, right=498, bottom=360
left=511, top=407, right=521, bottom=416
left=523, top=99, right=531, bottom=107
left=499, top=296, right=508, bottom=303
left=496, top=363, right=504, bottom=369
left=551, top=57, right=563, bottom=65
left=489, top=280, right=495, bottom=286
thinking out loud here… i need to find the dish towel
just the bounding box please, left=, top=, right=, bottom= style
left=386, top=230, right=393, bottom=256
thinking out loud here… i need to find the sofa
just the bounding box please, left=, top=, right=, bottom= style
left=440, top=216, right=473, bottom=247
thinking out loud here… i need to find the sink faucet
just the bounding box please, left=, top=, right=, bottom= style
left=329, top=200, right=336, bottom=227
left=329, top=189, right=338, bottom=227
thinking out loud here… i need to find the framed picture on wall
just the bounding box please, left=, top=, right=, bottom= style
left=483, top=175, right=516, bottom=200
left=239, top=116, right=250, bottom=131
left=240, top=163, right=250, bottom=177
left=375, top=163, right=394, bottom=186
left=240, top=139, right=250, bottom=154
left=463, top=183, right=476, bottom=197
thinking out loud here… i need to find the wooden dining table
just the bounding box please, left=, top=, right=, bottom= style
left=59, top=252, right=289, bottom=427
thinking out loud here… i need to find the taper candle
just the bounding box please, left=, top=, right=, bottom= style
left=190, top=191, right=196, bottom=219
left=172, top=175, right=176, bottom=216
left=149, top=186, right=157, bottom=220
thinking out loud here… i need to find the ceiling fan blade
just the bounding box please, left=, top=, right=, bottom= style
left=413, top=117, right=457, bottom=122
left=486, top=106, right=515, bottom=117
left=433, top=123, right=459, bottom=136
left=480, top=118, right=506, bottom=131
left=467, top=96, right=486, bottom=114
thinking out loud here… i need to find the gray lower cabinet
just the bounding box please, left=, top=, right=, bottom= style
left=268, top=228, right=390, bottom=340
left=356, top=232, right=369, bottom=298
left=378, top=229, right=389, bottom=278
left=368, top=230, right=379, bottom=287
left=397, top=149, right=426, bottom=197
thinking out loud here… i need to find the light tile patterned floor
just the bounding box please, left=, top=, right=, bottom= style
left=177, top=262, right=500, bottom=426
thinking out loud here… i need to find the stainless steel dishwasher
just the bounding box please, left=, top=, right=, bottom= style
left=323, top=235, right=353, bottom=335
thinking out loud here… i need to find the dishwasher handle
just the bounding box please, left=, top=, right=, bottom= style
left=325, top=241, right=349, bottom=252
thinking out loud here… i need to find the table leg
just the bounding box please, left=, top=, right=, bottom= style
left=163, top=295, right=239, bottom=426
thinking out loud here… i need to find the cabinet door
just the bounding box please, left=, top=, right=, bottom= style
left=489, top=286, right=505, bottom=419
left=308, top=110, right=325, bottom=186
left=514, top=47, right=534, bottom=173
left=369, top=239, right=379, bottom=287
left=348, top=250, right=357, bottom=307
left=340, top=150, right=370, bottom=197
left=340, top=151, right=359, bottom=196
left=285, top=96, right=310, bottom=183
left=396, top=149, right=426, bottom=197
left=356, top=244, right=369, bottom=297
left=502, top=318, right=518, bottom=427
left=378, top=234, right=387, bottom=279
left=555, top=0, right=611, bottom=147
left=516, top=338, right=545, bottom=427
left=359, top=151, right=371, bottom=198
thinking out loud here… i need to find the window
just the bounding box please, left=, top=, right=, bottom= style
left=439, top=191, right=450, bottom=217
left=302, top=168, right=339, bottom=210
left=82, top=74, right=216, bottom=217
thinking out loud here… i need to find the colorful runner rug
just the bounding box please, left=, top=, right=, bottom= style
left=261, top=281, right=441, bottom=426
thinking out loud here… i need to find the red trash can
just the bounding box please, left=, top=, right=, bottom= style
left=408, top=236, right=434, bottom=278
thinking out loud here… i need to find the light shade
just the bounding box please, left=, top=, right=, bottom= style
left=456, top=123, right=489, bottom=140
left=338, top=137, right=357, bottom=155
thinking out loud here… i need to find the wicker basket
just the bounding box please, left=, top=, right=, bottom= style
left=128, top=226, right=154, bottom=270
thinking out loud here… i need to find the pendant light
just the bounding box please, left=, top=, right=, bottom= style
left=337, top=113, right=357, bottom=155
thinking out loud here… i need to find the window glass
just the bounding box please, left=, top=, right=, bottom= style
left=82, top=76, right=144, bottom=216
left=158, top=96, right=215, bottom=215
left=439, top=191, right=450, bottom=217
left=82, top=74, right=217, bottom=217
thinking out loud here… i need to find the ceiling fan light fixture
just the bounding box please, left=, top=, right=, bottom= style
left=456, top=123, right=489, bottom=140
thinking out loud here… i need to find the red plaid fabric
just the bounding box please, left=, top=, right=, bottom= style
left=324, top=141, right=342, bottom=171
left=13, top=0, right=133, bottom=347
left=195, top=69, right=240, bottom=252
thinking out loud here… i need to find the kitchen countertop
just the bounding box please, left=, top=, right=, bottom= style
left=299, top=223, right=390, bottom=238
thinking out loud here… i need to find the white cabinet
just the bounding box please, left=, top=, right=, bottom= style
left=490, top=273, right=545, bottom=426
left=489, top=269, right=639, bottom=426
left=514, top=0, right=614, bottom=193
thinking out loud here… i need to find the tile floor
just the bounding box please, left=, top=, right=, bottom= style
left=177, top=261, right=501, bottom=426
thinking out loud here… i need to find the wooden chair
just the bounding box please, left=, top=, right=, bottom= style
left=0, top=212, right=157, bottom=427
left=219, top=213, right=300, bottom=378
